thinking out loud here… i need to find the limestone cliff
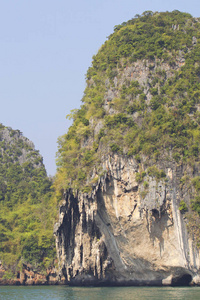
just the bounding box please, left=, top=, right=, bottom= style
left=54, top=11, right=200, bottom=286
left=54, top=155, right=200, bottom=285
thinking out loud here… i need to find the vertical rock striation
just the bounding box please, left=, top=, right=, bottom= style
left=54, top=12, right=200, bottom=286
left=54, top=155, right=200, bottom=286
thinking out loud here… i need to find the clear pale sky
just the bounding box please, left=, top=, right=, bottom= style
left=0, top=0, right=199, bottom=176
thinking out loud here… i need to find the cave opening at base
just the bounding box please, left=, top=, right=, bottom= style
left=171, top=274, right=192, bottom=286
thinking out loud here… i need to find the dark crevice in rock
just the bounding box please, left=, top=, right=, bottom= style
left=152, top=208, right=159, bottom=219
left=82, top=202, right=87, bottom=233
left=80, top=245, right=83, bottom=265
left=172, top=273, right=192, bottom=286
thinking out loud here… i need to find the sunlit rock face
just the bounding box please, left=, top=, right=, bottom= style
left=54, top=155, right=199, bottom=286
left=54, top=12, right=200, bottom=286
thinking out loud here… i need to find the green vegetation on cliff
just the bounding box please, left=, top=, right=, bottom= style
left=55, top=11, right=200, bottom=227
left=0, top=125, right=57, bottom=273
left=3, top=10, right=200, bottom=276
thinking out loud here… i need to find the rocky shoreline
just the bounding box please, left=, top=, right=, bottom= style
left=0, top=262, right=63, bottom=286
left=1, top=278, right=200, bottom=287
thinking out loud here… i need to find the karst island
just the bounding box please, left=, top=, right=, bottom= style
left=1, top=10, right=200, bottom=286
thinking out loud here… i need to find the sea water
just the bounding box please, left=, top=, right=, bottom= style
left=1, top=286, right=200, bottom=300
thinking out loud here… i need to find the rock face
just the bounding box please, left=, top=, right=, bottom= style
left=54, top=155, right=200, bottom=286
left=54, top=11, right=200, bottom=286
left=0, top=125, right=43, bottom=168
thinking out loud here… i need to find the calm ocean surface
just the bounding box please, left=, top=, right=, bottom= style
left=1, top=286, right=200, bottom=300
